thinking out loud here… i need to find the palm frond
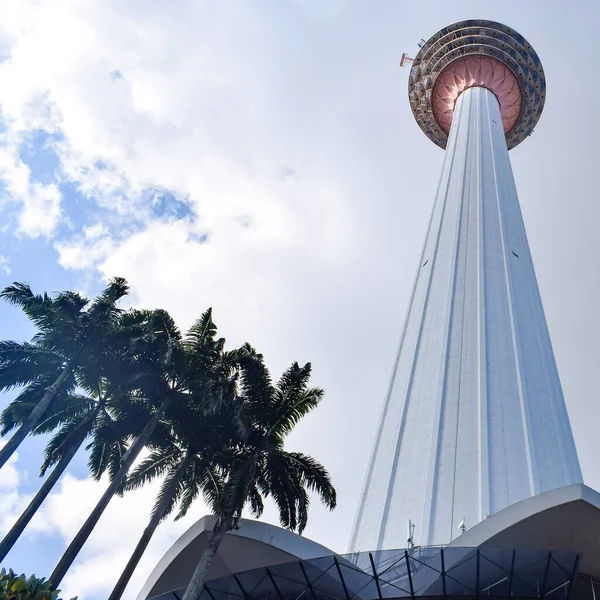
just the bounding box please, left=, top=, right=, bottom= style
left=0, top=376, right=55, bottom=435
left=86, top=409, right=130, bottom=482
left=185, top=309, right=217, bottom=349
left=150, top=461, right=186, bottom=523
left=247, top=483, right=265, bottom=518
left=40, top=413, right=94, bottom=475
left=175, top=458, right=224, bottom=520
left=0, top=283, right=57, bottom=332
left=282, top=451, right=337, bottom=510
left=32, top=393, right=95, bottom=435
left=89, top=277, right=129, bottom=314
left=219, top=450, right=259, bottom=525
left=269, top=388, right=324, bottom=438
left=277, top=362, right=313, bottom=399
left=0, top=341, right=63, bottom=392
left=264, top=466, right=295, bottom=531
left=125, top=448, right=179, bottom=492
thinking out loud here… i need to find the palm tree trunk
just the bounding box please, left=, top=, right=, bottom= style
left=0, top=431, right=84, bottom=561
left=181, top=519, right=229, bottom=600
left=0, top=407, right=98, bottom=561
left=108, top=449, right=192, bottom=600
left=0, top=368, right=71, bottom=470
left=49, top=396, right=172, bottom=588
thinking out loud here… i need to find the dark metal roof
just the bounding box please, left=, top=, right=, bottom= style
left=408, top=20, right=546, bottom=150
left=149, top=545, right=580, bottom=600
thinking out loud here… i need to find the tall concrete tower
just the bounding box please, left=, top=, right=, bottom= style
left=350, top=20, right=583, bottom=552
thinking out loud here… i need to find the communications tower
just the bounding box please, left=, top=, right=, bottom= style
left=350, top=20, right=583, bottom=551
left=140, top=20, right=600, bottom=600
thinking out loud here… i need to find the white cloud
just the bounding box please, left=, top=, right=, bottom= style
left=0, top=446, right=22, bottom=529
left=0, top=147, right=61, bottom=238
left=0, top=256, right=10, bottom=275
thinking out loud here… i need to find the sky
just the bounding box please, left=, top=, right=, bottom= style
left=0, top=0, right=599, bottom=598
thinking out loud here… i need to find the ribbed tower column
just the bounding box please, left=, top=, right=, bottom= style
left=349, top=84, right=582, bottom=551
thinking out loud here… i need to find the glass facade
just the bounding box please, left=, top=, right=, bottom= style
left=148, top=546, right=580, bottom=600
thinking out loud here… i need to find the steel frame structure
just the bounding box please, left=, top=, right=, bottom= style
left=147, top=546, right=580, bottom=600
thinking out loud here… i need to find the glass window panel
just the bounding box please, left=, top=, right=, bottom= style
left=379, top=579, right=411, bottom=598
left=267, top=562, right=307, bottom=587
left=444, top=554, right=477, bottom=594
left=236, top=569, right=272, bottom=598
left=337, top=562, right=374, bottom=598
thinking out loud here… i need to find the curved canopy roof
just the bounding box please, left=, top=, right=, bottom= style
left=449, top=484, right=600, bottom=579
left=136, top=516, right=333, bottom=600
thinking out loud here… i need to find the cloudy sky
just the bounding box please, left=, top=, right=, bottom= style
left=0, top=0, right=599, bottom=598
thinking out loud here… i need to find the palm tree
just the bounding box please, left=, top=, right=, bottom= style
left=107, top=428, right=225, bottom=600
left=0, top=277, right=130, bottom=470
left=49, top=308, right=236, bottom=588
left=181, top=359, right=337, bottom=600
left=0, top=376, right=134, bottom=561
left=107, top=344, right=247, bottom=600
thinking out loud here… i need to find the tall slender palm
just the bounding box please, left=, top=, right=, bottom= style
left=0, top=376, right=134, bottom=561
left=107, top=430, right=225, bottom=600
left=107, top=351, right=245, bottom=600
left=0, top=277, right=130, bottom=470
left=181, top=359, right=337, bottom=600
left=49, top=308, right=235, bottom=588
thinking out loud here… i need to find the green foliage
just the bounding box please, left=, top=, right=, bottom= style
left=0, top=276, right=338, bottom=600
left=0, top=569, right=75, bottom=600
left=210, top=358, right=336, bottom=535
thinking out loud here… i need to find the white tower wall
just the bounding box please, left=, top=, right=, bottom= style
left=349, top=86, right=582, bottom=551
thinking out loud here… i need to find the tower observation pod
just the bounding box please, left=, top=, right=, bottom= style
left=350, top=20, right=583, bottom=551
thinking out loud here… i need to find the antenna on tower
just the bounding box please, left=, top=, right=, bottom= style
left=407, top=519, right=415, bottom=550
left=399, top=53, right=414, bottom=68
left=458, top=518, right=466, bottom=535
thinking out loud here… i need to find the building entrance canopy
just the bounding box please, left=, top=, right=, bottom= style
left=148, top=546, right=579, bottom=600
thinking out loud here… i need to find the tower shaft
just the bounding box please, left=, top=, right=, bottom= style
left=350, top=86, right=582, bottom=551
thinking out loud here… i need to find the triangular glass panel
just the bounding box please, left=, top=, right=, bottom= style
left=309, top=570, right=348, bottom=600
left=235, top=569, right=271, bottom=598
left=411, top=557, right=445, bottom=595
left=478, top=554, right=511, bottom=596
left=479, top=547, right=514, bottom=576
left=511, top=550, right=548, bottom=598
left=206, top=574, right=244, bottom=597
left=378, top=553, right=409, bottom=581
left=549, top=551, right=579, bottom=579
left=302, top=557, right=337, bottom=585
left=348, top=579, right=380, bottom=600
left=267, top=562, right=308, bottom=587
left=543, top=557, right=571, bottom=599
left=379, top=556, right=410, bottom=593
left=209, top=589, right=236, bottom=600
left=271, top=573, right=310, bottom=600
left=379, top=577, right=412, bottom=598
left=371, top=549, right=407, bottom=577
left=337, top=560, right=376, bottom=599
left=341, top=552, right=372, bottom=574
left=444, top=552, right=478, bottom=594
left=442, top=547, right=477, bottom=570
